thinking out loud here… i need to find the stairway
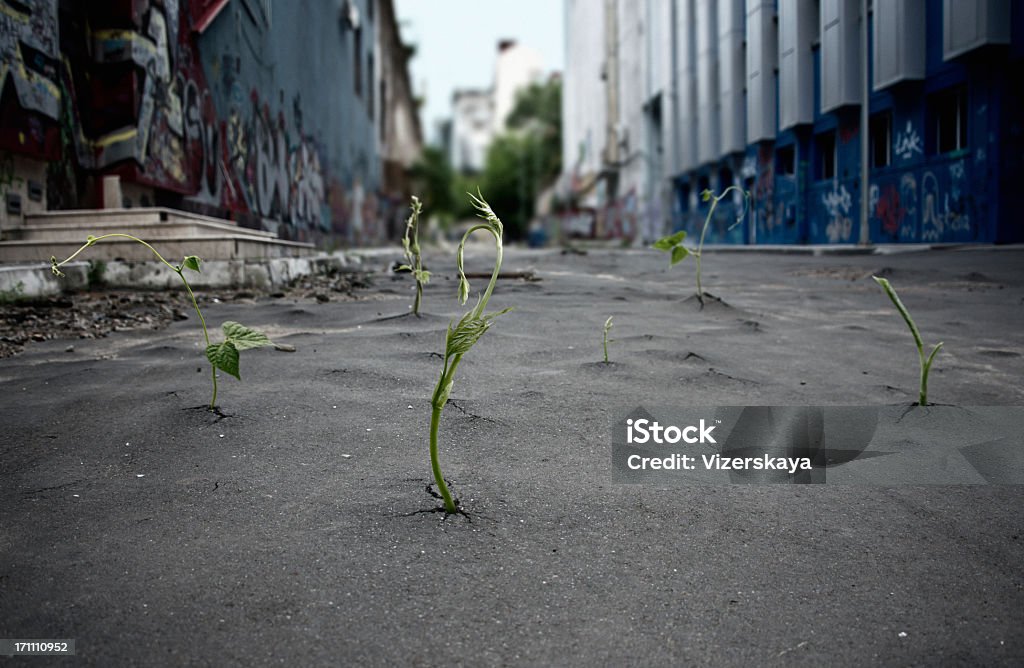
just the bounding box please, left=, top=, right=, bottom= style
left=0, top=208, right=316, bottom=263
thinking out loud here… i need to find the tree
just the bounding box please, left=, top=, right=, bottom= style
left=479, top=78, right=562, bottom=239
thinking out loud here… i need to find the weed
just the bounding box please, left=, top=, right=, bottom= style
left=872, top=276, right=943, bottom=406
left=0, top=281, right=26, bottom=304
left=654, top=186, right=750, bottom=307
left=51, top=234, right=278, bottom=409
left=398, top=196, right=430, bottom=316
left=428, top=191, right=512, bottom=513
left=602, top=316, right=614, bottom=364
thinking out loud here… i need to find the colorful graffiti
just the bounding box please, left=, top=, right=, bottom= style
left=821, top=181, right=853, bottom=242
left=921, top=159, right=973, bottom=242
left=0, top=0, right=60, bottom=158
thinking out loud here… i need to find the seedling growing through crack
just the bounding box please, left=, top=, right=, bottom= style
left=428, top=191, right=512, bottom=513
left=602, top=316, right=615, bottom=364
left=398, top=195, right=430, bottom=316
left=51, top=234, right=284, bottom=410
left=872, top=276, right=943, bottom=406
left=653, top=186, right=750, bottom=307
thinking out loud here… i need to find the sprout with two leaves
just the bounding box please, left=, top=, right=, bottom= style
left=653, top=186, right=750, bottom=308
left=427, top=191, right=512, bottom=513
left=51, top=234, right=286, bottom=410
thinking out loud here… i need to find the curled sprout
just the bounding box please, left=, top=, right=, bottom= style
left=427, top=190, right=512, bottom=513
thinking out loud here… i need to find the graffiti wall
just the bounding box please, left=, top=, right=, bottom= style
left=0, top=0, right=389, bottom=244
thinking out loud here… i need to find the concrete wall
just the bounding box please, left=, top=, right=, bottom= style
left=0, top=0, right=419, bottom=247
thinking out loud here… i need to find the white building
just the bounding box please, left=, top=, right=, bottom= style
left=449, top=40, right=545, bottom=173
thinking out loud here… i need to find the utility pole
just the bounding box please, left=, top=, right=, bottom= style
left=858, top=0, right=870, bottom=246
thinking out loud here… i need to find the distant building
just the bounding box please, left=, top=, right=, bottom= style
left=449, top=89, right=494, bottom=173
left=0, top=0, right=421, bottom=249
left=449, top=40, right=544, bottom=173
left=561, top=0, right=1023, bottom=244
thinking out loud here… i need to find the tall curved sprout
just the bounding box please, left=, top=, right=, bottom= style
left=428, top=191, right=511, bottom=513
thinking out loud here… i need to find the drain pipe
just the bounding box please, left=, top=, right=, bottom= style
left=858, top=0, right=870, bottom=246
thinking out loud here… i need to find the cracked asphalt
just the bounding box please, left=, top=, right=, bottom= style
left=1, top=246, right=1022, bottom=666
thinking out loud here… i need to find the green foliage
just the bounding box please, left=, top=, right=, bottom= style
left=409, top=146, right=457, bottom=219
left=0, top=280, right=26, bottom=304
left=478, top=78, right=562, bottom=239
left=51, top=234, right=280, bottom=409
left=87, top=260, right=107, bottom=287
left=872, top=276, right=944, bottom=406
left=654, top=187, right=749, bottom=306
left=205, top=321, right=274, bottom=380
left=602, top=316, right=615, bottom=364
left=427, top=191, right=512, bottom=513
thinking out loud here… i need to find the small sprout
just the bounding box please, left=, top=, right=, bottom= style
left=51, top=234, right=277, bottom=410
left=873, top=276, right=944, bottom=406
left=602, top=316, right=615, bottom=364
left=427, top=190, right=511, bottom=514
left=400, top=196, right=430, bottom=316
left=654, top=186, right=750, bottom=307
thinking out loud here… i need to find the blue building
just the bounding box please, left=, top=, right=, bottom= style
left=561, top=0, right=1023, bottom=245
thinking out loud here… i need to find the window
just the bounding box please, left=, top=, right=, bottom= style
left=930, top=86, right=967, bottom=154
left=815, top=131, right=836, bottom=180
left=870, top=112, right=892, bottom=168
left=776, top=144, right=796, bottom=175
left=354, top=27, right=362, bottom=97
left=718, top=167, right=734, bottom=191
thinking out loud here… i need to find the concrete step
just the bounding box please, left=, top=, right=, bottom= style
left=0, top=206, right=315, bottom=263
left=20, top=207, right=276, bottom=240
left=0, top=235, right=315, bottom=263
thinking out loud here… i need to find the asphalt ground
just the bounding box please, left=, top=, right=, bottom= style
left=1, top=246, right=1022, bottom=666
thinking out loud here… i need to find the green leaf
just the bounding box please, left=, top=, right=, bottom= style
left=222, top=321, right=272, bottom=351
left=206, top=341, right=240, bottom=380
left=670, top=246, right=690, bottom=265
left=414, top=269, right=431, bottom=284
left=181, top=255, right=202, bottom=272
left=397, top=264, right=412, bottom=272
left=458, top=274, right=470, bottom=305
left=445, top=313, right=490, bottom=358
left=653, top=231, right=686, bottom=251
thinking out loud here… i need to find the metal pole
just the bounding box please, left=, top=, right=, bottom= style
left=858, top=0, right=870, bottom=245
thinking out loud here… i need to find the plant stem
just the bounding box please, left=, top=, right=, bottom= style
left=53, top=233, right=217, bottom=409
left=603, top=333, right=609, bottom=364
left=428, top=397, right=456, bottom=513
left=428, top=205, right=504, bottom=513
left=695, top=185, right=747, bottom=305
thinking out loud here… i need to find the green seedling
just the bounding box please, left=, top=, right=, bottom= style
left=51, top=234, right=281, bottom=410
left=398, top=195, right=430, bottom=316
left=654, top=186, right=750, bottom=307
left=602, top=315, right=614, bottom=364
left=872, top=276, right=943, bottom=406
left=428, top=191, right=512, bottom=513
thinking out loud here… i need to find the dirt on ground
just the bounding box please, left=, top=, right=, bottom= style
left=0, top=269, right=374, bottom=358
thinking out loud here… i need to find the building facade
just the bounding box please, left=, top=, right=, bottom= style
left=0, top=0, right=421, bottom=246
left=561, top=0, right=1023, bottom=244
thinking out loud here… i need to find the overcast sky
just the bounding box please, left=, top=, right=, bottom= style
left=393, top=0, right=565, bottom=145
